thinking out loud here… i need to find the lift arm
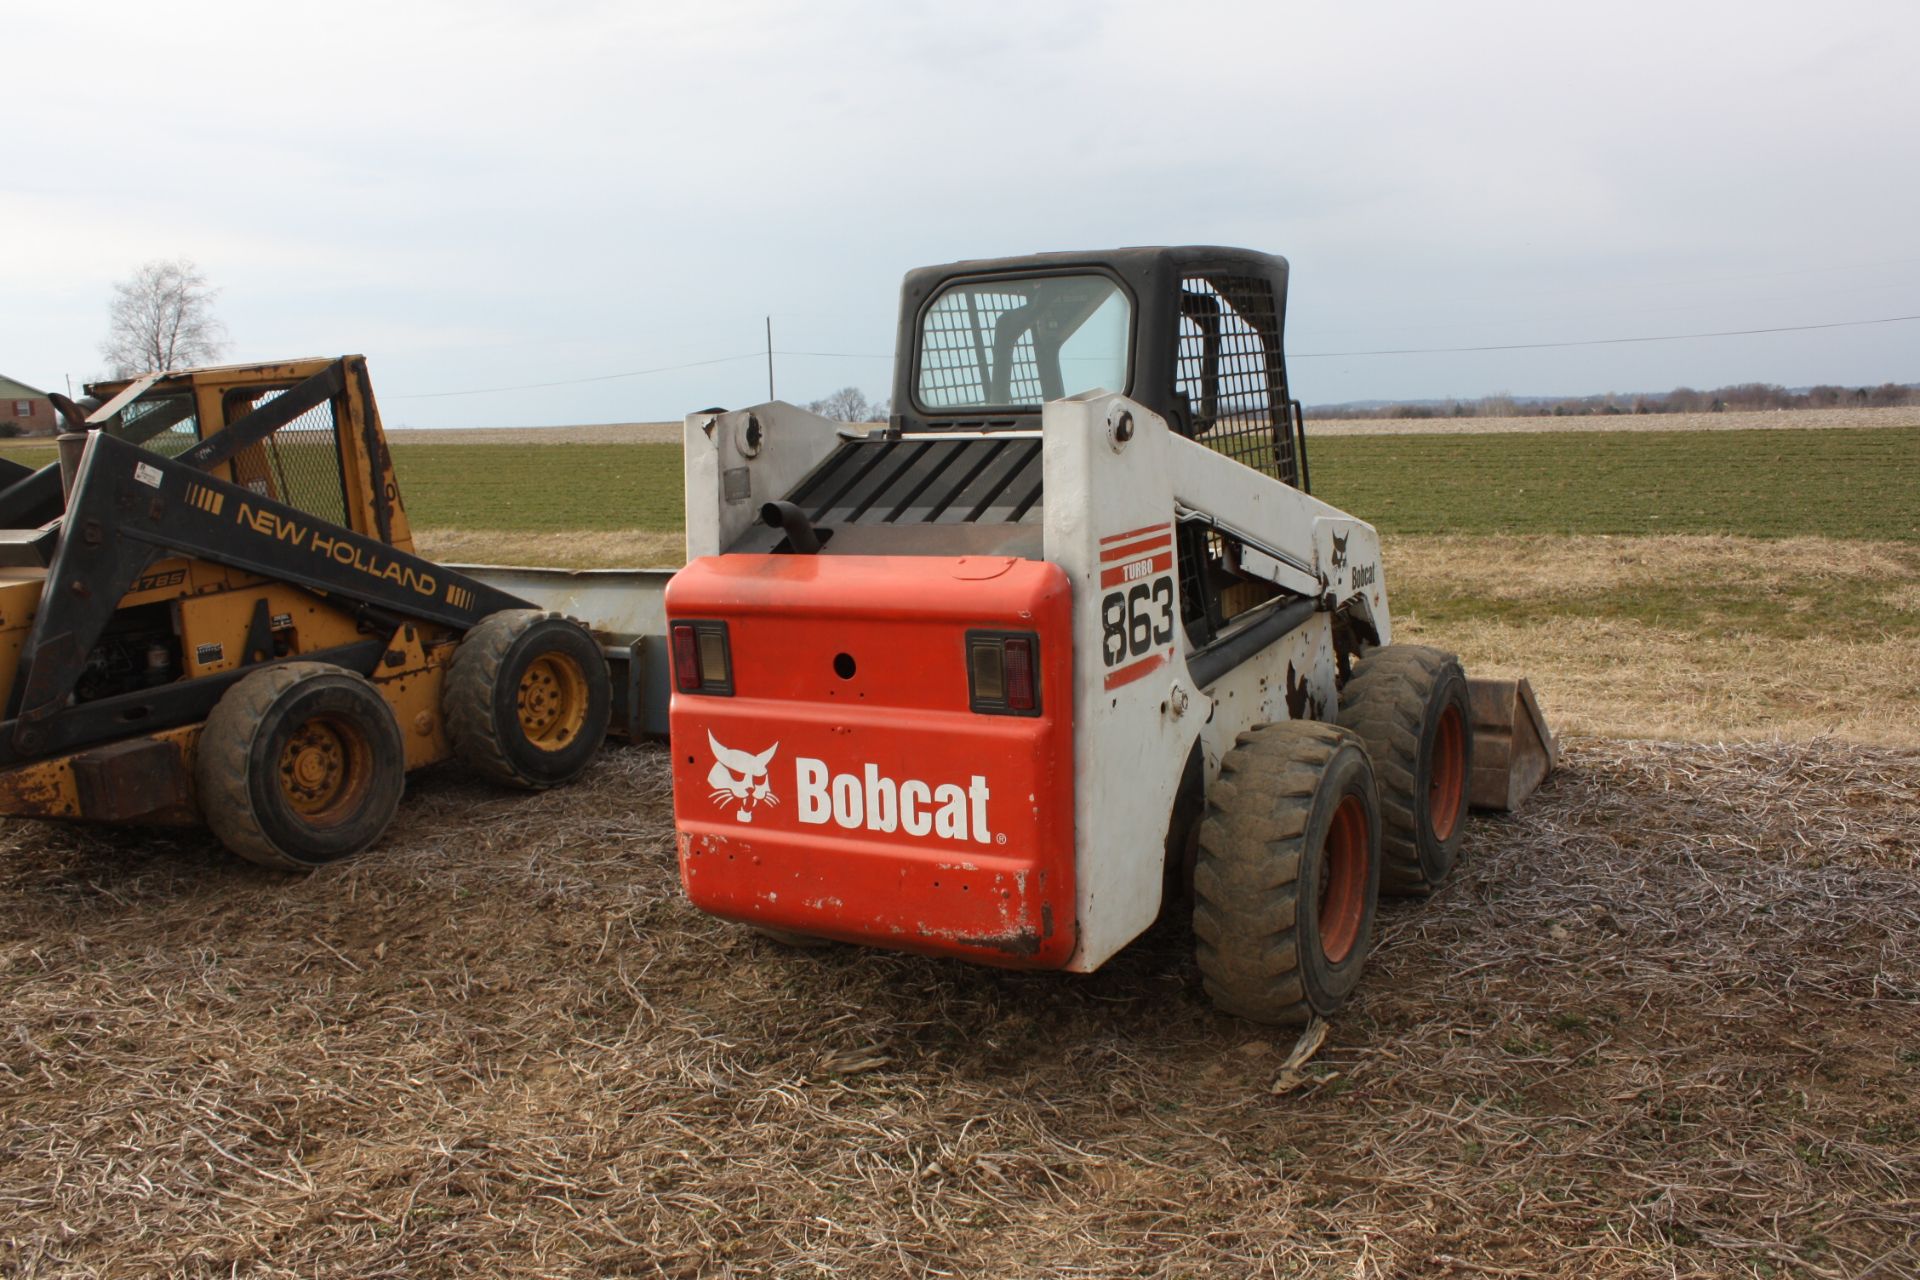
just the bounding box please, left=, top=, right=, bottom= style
left=4, top=432, right=530, bottom=759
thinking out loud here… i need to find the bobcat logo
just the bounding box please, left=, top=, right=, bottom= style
left=1330, top=529, right=1349, bottom=569
left=706, top=732, right=779, bottom=822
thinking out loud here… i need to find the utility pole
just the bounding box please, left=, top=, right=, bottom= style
left=765, top=317, right=775, bottom=401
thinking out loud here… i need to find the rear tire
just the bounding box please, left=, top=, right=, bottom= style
left=445, top=610, right=611, bottom=790
left=1193, top=721, right=1382, bottom=1025
left=196, top=662, right=406, bottom=870
left=1337, top=644, right=1473, bottom=895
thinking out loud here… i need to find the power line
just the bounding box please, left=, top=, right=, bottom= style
left=775, top=349, right=892, bottom=359
left=387, top=311, right=1920, bottom=399
left=1291, top=313, right=1920, bottom=359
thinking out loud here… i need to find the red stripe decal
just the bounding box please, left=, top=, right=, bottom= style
left=1099, top=521, right=1172, bottom=546
left=1098, top=534, right=1173, bottom=563
left=1099, top=551, right=1174, bottom=588
left=1103, top=650, right=1169, bottom=691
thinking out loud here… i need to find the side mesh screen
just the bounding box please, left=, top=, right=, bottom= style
left=117, top=394, right=202, bottom=459
left=1175, top=275, right=1299, bottom=487
left=223, top=388, right=351, bottom=527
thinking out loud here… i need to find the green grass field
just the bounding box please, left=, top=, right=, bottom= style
left=389, top=426, right=1911, bottom=541
left=6, top=426, right=1914, bottom=540
left=389, top=443, right=685, bottom=532
left=1309, top=426, right=1920, bottom=540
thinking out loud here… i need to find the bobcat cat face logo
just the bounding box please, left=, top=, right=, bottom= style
left=706, top=732, right=779, bottom=822
left=1330, top=529, right=1349, bottom=568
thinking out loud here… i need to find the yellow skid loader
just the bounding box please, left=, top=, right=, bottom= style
left=0, top=357, right=611, bottom=868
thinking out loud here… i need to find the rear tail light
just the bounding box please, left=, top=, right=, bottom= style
left=1003, top=637, right=1035, bottom=712
left=967, top=630, right=1040, bottom=715
left=671, top=621, right=734, bottom=695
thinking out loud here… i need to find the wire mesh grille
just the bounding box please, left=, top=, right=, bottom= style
left=918, top=289, right=1044, bottom=408
left=226, top=390, right=350, bottom=526
left=1175, top=275, right=1298, bottom=486
left=118, top=394, right=201, bottom=459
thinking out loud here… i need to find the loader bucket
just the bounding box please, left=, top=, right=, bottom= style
left=1467, top=678, right=1558, bottom=812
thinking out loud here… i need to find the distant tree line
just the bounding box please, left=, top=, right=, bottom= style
left=805, top=386, right=890, bottom=422
left=1308, top=381, right=1920, bottom=420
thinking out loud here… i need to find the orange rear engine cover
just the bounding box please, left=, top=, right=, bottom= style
left=667, top=554, right=1075, bottom=968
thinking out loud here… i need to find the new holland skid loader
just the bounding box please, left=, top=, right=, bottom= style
left=664, top=247, right=1554, bottom=1024
left=0, top=357, right=611, bottom=868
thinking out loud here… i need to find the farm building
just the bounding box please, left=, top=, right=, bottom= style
left=0, top=373, right=56, bottom=436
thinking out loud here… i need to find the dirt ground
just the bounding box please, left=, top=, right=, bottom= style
left=2, top=735, right=1915, bottom=1278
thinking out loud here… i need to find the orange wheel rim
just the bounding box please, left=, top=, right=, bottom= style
left=1318, top=795, right=1369, bottom=963
left=277, top=715, right=372, bottom=826
left=1429, top=704, right=1466, bottom=842
left=517, top=653, right=588, bottom=747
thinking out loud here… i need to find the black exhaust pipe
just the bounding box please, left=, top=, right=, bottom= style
left=760, top=501, right=823, bottom=554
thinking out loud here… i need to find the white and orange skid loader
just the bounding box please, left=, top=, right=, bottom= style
left=664, top=248, right=1554, bottom=1023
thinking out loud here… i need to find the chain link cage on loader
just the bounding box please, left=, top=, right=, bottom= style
left=0, top=357, right=612, bottom=868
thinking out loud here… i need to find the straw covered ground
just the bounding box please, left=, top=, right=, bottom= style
left=2, top=735, right=1917, bottom=1278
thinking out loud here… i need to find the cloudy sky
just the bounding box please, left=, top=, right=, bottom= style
left=6, top=0, right=1916, bottom=425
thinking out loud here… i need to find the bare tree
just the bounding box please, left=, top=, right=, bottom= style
left=805, top=386, right=875, bottom=422
left=100, top=258, right=229, bottom=376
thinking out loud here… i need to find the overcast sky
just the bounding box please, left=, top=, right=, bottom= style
left=6, top=1, right=1917, bottom=425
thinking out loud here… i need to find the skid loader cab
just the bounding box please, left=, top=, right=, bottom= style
left=672, top=246, right=1552, bottom=1019
left=891, top=246, right=1306, bottom=487
left=0, top=357, right=612, bottom=867
left=673, top=247, right=1341, bottom=968
left=721, top=249, right=1311, bottom=644
left=0, top=359, right=419, bottom=724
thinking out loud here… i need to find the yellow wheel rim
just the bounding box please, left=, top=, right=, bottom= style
left=277, top=716, right=372, bottom=826
left=517, top=653, right=589, bottom=747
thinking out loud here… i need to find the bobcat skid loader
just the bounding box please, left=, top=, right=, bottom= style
left=0, top=358, right=612, bottom=869
left=666, top=248, right=1554, bottom=1024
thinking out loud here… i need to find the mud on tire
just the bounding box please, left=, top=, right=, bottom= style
left=445, top=610, right=611, bottom=790
left=1337, top=643, right=1472, bottom=896
left=1193, top=720, right=1383, bottom=1025
left=196, top=662, right=406, bottom=871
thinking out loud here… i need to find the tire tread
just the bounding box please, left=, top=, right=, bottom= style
left=1337, top=643, right=1468, bottom=895
left=1193, top=720, right=1370, bottom=1024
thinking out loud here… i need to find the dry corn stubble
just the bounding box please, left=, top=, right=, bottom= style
left=414, top=528, right=685, bottom=569
left=408, top=529, right=1920, bottom=745
left=1386, top=535, right=1920, bottom=747
left=2, top=735, right=1916, bottom=1278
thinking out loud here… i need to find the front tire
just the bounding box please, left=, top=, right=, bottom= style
left=445, top=610, right=611, bottom=790
left=196, top=662, right=406, bottom=870
left=1337, top=644, right=1473, bottom=895
left=1193, top=720, right=1383, bottom=1025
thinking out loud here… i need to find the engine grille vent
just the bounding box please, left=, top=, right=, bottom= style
left=786, top=436, right=1043, bottom=526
